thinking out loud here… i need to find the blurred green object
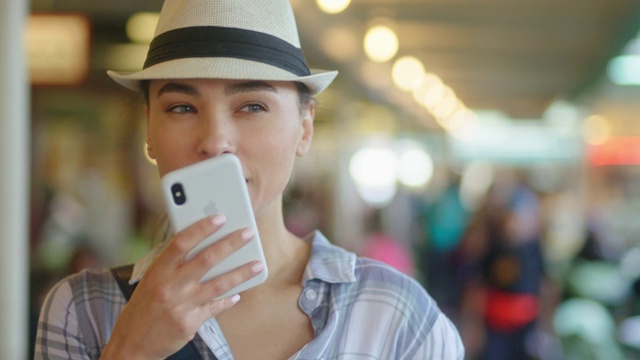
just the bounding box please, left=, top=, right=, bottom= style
left=566, top=260, right=632, bottom=306
left=553, top=298, right=625, bottom=360
left=619, top=315, right=640, bottom=350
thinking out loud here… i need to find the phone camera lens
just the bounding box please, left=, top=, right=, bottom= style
left=171, top=183, right=187, bottom=205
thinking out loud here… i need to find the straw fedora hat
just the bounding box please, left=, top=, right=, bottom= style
left=108, top=0, right=338, bottom=95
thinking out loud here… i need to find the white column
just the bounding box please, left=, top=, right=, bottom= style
left=0, top=0, right=30, bottom=358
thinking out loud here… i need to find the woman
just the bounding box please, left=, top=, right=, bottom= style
left=35, top=0, right=464, bottom=359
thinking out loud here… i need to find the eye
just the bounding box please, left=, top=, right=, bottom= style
left=239, top=103, right=266, bottom=113
left=166, top=104, right=196, bottom=114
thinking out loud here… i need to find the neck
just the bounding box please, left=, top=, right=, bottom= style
left=252, top=198, right=311, bottom=290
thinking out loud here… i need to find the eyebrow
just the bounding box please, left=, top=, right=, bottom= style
left=224, top=81, right=278, bottom=96
left=156, top=82, right=200, bottom=98
left=155, top=80, right=279, bottom=99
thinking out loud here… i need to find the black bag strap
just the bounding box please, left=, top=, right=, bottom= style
left=110, top=264, right=137, bottom=301
left=110, top=264, right=207, bottom=360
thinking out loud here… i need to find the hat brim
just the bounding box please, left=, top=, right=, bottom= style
left=108, top=57, right=338, bottom=95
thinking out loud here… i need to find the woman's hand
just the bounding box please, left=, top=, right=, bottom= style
left=100, top=214, right=264, bottom=359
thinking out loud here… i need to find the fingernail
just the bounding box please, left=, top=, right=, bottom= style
left=212, top=214, right=226, bottom=226
left=229, top=294, right=240, bottom=304
left=252, top=262, right=265, bottom=273
left=241, top=228, right=254, bottom=241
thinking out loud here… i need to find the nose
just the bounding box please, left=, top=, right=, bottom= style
left=196, top=116, right=236, bottom=158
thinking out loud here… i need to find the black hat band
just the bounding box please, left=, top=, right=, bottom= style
left=144, top=26, right=311, bottom=77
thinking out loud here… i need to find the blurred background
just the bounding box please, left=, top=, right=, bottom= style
left=8, top=0, right=640, bottom=358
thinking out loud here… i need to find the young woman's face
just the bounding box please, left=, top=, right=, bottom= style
left=145, top=78, right=314, bottom=216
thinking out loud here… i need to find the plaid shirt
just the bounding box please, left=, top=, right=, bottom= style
left=35, top=231, right=464, bottom=359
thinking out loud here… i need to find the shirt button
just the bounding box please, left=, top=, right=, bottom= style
left=305, top=289, right=317, bottom=300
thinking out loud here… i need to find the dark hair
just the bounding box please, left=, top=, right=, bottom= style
left=140, top=80, right=151, bottom=105
left=294, top=82, right=314, bottom=114
left=140, top=79, right=313, bottom=113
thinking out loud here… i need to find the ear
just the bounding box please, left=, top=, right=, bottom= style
left=296, top=103, right=315, bottom=157
left=144, top=105, right=157, bottom=160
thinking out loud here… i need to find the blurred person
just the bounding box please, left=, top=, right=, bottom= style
left=361, top=209, right=416, bottom=276
left=34, top=1, right=464, bottom=359
left=453, top=202, right=492, bottom=359
left=479, top=180, right=546, bottom=360
left=418, top=177, right=470, bottom=319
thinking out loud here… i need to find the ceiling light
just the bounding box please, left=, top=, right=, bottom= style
left=349, top=145, right=398, bottom=207
left=447, top=108, right=479, bottom=140
left=316, top=0, right=351, bottom=14
left=126, top=12, right=159, bottom=44
left=607, top=55, right=640, bottom=85
left=420, top=79, right=446, bottom=109
left=364, top=25, right=398, bottom=63
left=391, top=56, right=425, bottom=91
left=396, top=145, right=433, bottom=188
left=431, top=86, right=457, bottom=119
left=412, top=73, right=443, bottom=106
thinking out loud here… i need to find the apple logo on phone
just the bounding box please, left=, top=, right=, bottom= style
left=203, top=200, right=219, bottom=216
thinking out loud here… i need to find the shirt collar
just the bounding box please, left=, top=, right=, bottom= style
left=130, top=230, right=357, bottom=285
left=303, top=231, right=357, bottom=285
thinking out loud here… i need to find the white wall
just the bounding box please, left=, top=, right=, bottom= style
left=0, top=0, right=30, bottom=358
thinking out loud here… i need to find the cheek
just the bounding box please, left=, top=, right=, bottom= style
left=249, top=122, right=301, bottom=187
left=148, top=122, right=194, bottom=176
left=271, top=133, right=300, bottom=181
left=261, top=122, right=301, bottom=163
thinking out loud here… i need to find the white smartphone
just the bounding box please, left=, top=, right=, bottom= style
left=160, top=154, right=268, bottom=299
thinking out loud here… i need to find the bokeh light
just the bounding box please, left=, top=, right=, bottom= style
left=316, top=0, right=351, bottom=14
left=349, top=146, right=397, bottom=207
left=364, top=25, right=399, bottom=63
left=412, top=72, right=443, bottom=106
left=396, top=145, right=433, bottom=188
left=126, top=12, right=159, bottom=44
left=391, top=56, right=425, bottom=91
left=431, top=86, right=458, bottom=120
left=581, top=115, right=611, bottom=145
left=607, top=55, right=640, bottom=85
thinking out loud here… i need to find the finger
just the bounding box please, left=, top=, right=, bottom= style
left=159, top=214, right=227, bottom=266
left=182, top=227, right=256, bottom=281
left=194, top=260, right=266, bottom=303
left=198, top=294, right=242, bottom=320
